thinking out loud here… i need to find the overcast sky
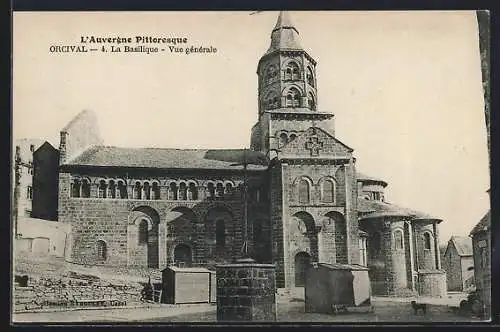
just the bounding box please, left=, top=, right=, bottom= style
left=13, top=11, right=490, bottom=244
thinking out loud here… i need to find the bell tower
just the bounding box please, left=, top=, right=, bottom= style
left=250, top=11, right=335, bottom=156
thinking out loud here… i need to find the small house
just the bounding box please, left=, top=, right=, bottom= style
left=305, top=262, right=372, bottom=314
left=161, top=266, right=216, bottom=304
left=442, top=236, right=474, bottom=291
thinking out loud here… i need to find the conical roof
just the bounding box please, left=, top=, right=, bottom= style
left=266, top=11, right=303, bottom=54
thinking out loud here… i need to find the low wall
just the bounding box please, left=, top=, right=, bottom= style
left=418, top=270, right=447, bottom=298
left=13, top=274, right=144, bottom=312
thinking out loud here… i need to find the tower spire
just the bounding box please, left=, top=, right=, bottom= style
left=267, top=11, right=302, bottom=54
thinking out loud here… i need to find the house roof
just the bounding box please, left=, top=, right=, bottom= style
left=470, top=210, right=491, bottom=236
left=64, top=146, right=268, bottom=171
left=449, top=236, right=473, bottom=257
left=357, top=197, right=441, bottom=221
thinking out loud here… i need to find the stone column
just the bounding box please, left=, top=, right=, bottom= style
left=158, top=223, right=167, bottom=269
left=433, top=222, right=441, bottom=270
left=216, top=259, right=276, bottom=322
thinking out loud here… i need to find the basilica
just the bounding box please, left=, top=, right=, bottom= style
left=56, top=12, right=446, bottom=296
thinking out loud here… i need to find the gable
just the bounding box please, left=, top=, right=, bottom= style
left=279, top=126, right=353, bottom=159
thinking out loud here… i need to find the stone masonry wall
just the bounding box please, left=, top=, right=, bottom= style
left=13, top=274, right=143, bottom=312
left=58, top=169, right=270, bottom=268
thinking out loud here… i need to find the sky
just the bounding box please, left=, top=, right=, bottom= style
left=12, top=11, right=490, bottom=244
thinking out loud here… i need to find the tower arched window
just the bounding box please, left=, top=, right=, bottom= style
left=98, top=180, right=107, bottom=199
left=169, top=183, right=178, bottom=200
left=322, top=179, right=335, bottom=203
left=307, top=67, right=315, bottom=87
left=178, top=182, right=187, bottom=200
left=133, top=182, right=142, bottom=199
left=289, top=133, right=297, bottom=142
left=108, top=180, right=116, bottom=198
left=285, top=62, right=300, bottom=80
left=152, top=182, right=160, bottom=200
left=298, top=179, right=310, bottom=204
left=96, top=240, right=107, bottom=261
left=308, top=92, right=316, bottom=111
left=423, top=232, right=432, bottom=250
left=394, top=229, right=404, bottom=250
left=138, top=219, right=149, bottom=244
left=81, top=179, right=91, bottom=198
left=216, top=219, right=226, bottom=248
left=71, top=179, right=81, bottom=198
left=278, top=133, right=288, bottom=149
left=285, top=88, right=301, bottom=108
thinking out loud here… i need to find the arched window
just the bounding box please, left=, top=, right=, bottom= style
left=394, top=229, right=404, bottom=250
left=96, top=240, right=107, bottom=261
left=98, top=180, right=107, bottom=198
left=308, top=92, right=316, bottom=111
left=224, top=183, right=233, bottom=195
left=289, top=133, right=297, bottom=142
left=178, top=182, right=187, bottom=200
left=206, top=183, right=215, bottom=200
left=285, top=62, right=300, bottom=80
left=187, top=182, right=198, bottom=200
left=216, top=219, right=226, bottom=248
left=81, top=179, right=91, bottom=198
left=152, top=182, right=160, bottom=200
left=424, top=232, right=432, bottom=250
left=108, top=180, right=116, bottom=198
left=117, top=180, right=128, bottom=199
left=298, top=179, right=310, bottom=204
left=322, top=179, right=335, bottom=203
left=143, top=182, right=151, bottom=200
left=285, top=88, right=301, bottom=108
left=133, top=182, right=142, bottom=199
left=307, top=67, right=315, bottom=87
left=138, top=219, right=149, bottom=244
left=279, top=133, right=288, bottom=149
left=215, top=183, right=224, bottom=199
left=71, top=179, right=81, bottom=198
left=169, top=183, right=178, bottom=200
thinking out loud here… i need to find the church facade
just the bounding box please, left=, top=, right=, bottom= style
left=57, top=12, right=446, bottom=296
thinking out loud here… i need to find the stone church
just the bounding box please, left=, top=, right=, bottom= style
left=56, top=12, right=446, bottom=296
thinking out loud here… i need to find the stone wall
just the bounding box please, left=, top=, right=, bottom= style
left=417, top=270, right=446, bottom=298
left=216, top=263, right=276, bottom=321
left=13, top=274, right=143, bottom=312
left=58, top=168, right=270, bottom=268
left=472, top=230, right=491, bottom=319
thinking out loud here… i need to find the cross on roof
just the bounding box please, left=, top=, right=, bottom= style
left=305, top=136, right=323, bottom=156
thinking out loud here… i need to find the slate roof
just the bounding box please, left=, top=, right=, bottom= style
left=316, top=262, right=370, bottom=271
left=357, top=197, right=441, bottom=221
left=266, top=11, right=303, bottom=54
left=64, top=146, right=268, bottom=171
left=356, top=172, right=388, bottom=187
left=449, top=236, right=473, bottom=257
left=470, top=210, right=491, bottom=236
